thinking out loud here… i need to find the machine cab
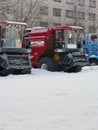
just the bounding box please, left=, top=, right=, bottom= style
left=53, top=25, right=84, bottom=49
left=0, top=21, right=27, bottom=48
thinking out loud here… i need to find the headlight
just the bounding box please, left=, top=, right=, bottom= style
left=27, top=48, right=31, bottom=53
left=53, top=54, right=60, bottom=61
left=28, top=55, right=33, bottom=59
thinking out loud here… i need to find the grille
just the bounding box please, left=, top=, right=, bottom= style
left=8, top=55, right=30, bottom=66
left=73, top=54, right=88, bottom=65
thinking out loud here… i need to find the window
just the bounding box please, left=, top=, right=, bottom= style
left=53, top=0, right=61, bottom=2
left=39, top=22, right=48, bottom=27
left=66, top=0, right=74, bottom=4
left=89, top=0, right=96, bottom=8
left=66, top=10, right=74, bottom=18
left=89, top=13, right=96, bottom=21
left=88, top=26, right=96, bottom=33
left=53, top=8, right=61, bottom=16
left=78, top=11, right=85, bottom=19
left=77, top=0, right=85, bottom=6
left=40, top=7, right=48, bottom=15
left=53, top=23, right=61, bottom=26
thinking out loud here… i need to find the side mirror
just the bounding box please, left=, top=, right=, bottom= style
left=82, top=40, right=85, bottom=45
left=77, top=40, right=81, bottom=49
left=25, top=39, right=31, bottom=48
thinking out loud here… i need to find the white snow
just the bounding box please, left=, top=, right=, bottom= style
left=0, top=66, right=98, bottom=130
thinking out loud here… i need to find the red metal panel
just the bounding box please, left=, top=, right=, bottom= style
left=52, top=25, right=83, bottom=30
left=0, top=21, right=27, bottom=26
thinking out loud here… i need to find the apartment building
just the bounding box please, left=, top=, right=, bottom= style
left=36, top=0, right=98, bottom=34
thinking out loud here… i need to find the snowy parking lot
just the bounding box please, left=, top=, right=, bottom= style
left=0, top=66, right=98, bottom=130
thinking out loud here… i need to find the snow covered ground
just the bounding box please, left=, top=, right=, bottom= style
left=0, top=66, right=98, bottom=130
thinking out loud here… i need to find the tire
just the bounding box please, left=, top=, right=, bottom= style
left=38, top=57, right=58, bottom=71
left=89, top=59, right=98, bottom=66
left=72, top=66, right=82, bottom=72
left=20, top=69, right=31, bottom=74
left=12, top=68, right=31, bottom=75
left=0, top=69, right=8, bottom=76
left=64, top=66, right=82, bottom=73
left=0, top=59, right=8, bottom=76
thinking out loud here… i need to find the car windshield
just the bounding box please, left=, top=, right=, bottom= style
left=85, top=33, right=98, bottom=41
left=55, top=29, right=84, bottom=49
left=0, top=25, right=24, bottom=48
left=63, top=30, right=84, bottom=48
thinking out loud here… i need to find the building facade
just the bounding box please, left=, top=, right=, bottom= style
left=35, top=0, right=98, bottom=34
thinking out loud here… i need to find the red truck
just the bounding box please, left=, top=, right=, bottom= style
left=23, top=25, right=88, bottom=72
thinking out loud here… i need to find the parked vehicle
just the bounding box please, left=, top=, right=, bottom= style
left=85, top=33, right=98, bottom=41
left=23, top=25, right=88, bottom=72
left=84, top=34, right=98, bottom=65
left=0, top=21, right=32, bottom=76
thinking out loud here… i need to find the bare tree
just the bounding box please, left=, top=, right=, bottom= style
left=0, top=0, right=43, bottom=27
left=11, top=0, right=43, bottom=27
left=0, top=0, right=14, bottom=20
